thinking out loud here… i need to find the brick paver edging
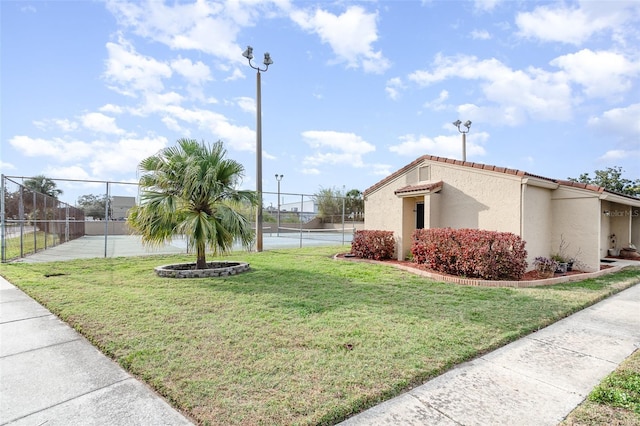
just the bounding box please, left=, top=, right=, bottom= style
left=334, top=254, right=623, bottom=288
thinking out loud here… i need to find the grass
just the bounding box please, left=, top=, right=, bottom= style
left=1, top=246, right=639, bottom=425
left=561, top=349, right=640, bottom=425
left=2, top=230, right=59, bottom=260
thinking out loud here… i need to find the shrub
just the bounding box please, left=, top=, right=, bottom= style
left=532, top=256, right=558, bottom=273
left=410, top=228, right=528, bottom=280
left=351, top=230, right=395, bottom=260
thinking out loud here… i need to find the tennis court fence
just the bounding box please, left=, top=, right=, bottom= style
left=1, top=175, right=363, bottom=262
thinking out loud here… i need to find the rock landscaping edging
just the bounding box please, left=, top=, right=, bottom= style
left=334, top=254, right=624, bottom=288
left=155, top=261, right=250, bottom=278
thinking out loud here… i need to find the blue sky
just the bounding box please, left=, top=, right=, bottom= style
left=2, top=0, right=639, bottom=206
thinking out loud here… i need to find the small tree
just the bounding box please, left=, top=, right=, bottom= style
left=128, top=139, right=257, bottom=269
left=568, top=167, right=640, bottom=197
left=77, top=194, right=110, bottom=220
left=345, top=189, right=364, bottom=220
left=23, top=175, right=63, bottom=198
left=314, top=186, right=343, bottom=223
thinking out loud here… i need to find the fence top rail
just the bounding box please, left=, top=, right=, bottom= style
left=4, top=176, right=138, bottom=186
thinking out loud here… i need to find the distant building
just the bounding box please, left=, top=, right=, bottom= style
left=111, top=196, right=136, bottom=220
left=279, top=199, right=318, bottom=223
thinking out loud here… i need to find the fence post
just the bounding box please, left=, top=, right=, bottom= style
left=1, top=175, right=5, bottom=262
left=33, top=191, right=37, bottom=253
left=104, top=182, right=110, bottom=258
left=299, top=194, right=304, bottom=248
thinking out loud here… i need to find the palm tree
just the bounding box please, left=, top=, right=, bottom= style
left=128, top=139, right=257, bottom=269
left=23, top=175, right=63, bottom=198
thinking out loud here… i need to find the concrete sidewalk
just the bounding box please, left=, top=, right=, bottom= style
left=340, top=283, right=640, bottom=426
left=0, top=276, right=193, bottom=425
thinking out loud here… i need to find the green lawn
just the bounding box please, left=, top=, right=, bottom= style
left=1, top=246, right=639, bottom=425
left=2, top=230, right=59, bottom=260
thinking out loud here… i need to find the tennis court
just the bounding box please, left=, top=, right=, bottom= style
left=9, top=230, right=353, bottom=263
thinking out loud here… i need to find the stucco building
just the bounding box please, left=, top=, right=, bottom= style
left=363, top=155, right=640, bottom=272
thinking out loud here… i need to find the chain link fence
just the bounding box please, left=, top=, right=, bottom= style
left=1, top=176, right=85, bottom=262
left=1, top=175, right=363, bottom=262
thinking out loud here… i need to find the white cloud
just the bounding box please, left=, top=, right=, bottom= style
left=588, top=103, right=640, bottom=145
left=99, top=104, right=124, bottom=114
left=470, top=29, right=491, bottom=40
left=105, top=0, right=281, bottom=63
left=515, top=2, right=637, bottom=46
left=291, top=6, right=390, bottom=73
left=550, top=49, right=640, bottom=99
left=104, top=36, right=172, bottom=96
left=235, top=96, right=256, bottom=114
left=473, top=0, right=501, bottom=12
left=162, top=105, right=256, bottom=152
left=301, top=130, right=375, bottom=167
left=9, top=136, right=95, bottom=161
left=0, top=161, right=16, bottom=171
left=43, top=165, right=94, bottom=181
left=409, top=54, right=573, bottom=124
left=598, top=150, right=628, bottom=161
left=385, top=77, right=405, bottom=100
left=170, top=57, right=212, bottom=86
left=33, top=118, right=79, bottom=132
left=301, top=168, right=320, bottom=175
left=80, top=112, right=126, bottom=135
left=89, top=135, right=168, bottom=176
left=423, top=90, right=450, bottom=111
left=389, top=133, right=488, bottom=160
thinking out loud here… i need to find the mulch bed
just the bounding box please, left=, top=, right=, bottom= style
left=336, top=253, right=618, bottom=282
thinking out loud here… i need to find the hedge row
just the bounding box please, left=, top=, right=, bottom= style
left=350, top=230, right=395, bottom=260
left=411, top=228, right=528, bottom=280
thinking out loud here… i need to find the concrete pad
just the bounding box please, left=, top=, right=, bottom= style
left=480, top=337, right=617, bottom=394
left=0, top=339, right=131, bottom=422
left=7, top=378, right=192, bottom=426
left=0, top=314, right=81, bottom=357
left=527, top=320, right=638, bottom=363
left=410, top=359, right=584, bottom=426
left=0, top=297, right=53, bottom=323
left=339, top=393, right=458, bottom=426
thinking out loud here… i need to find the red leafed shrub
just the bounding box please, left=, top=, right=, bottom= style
left=411, top=228, right=527, bottom=280
left=351, top=230, right=395, bottom=260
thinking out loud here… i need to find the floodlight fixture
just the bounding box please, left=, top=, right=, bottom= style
left=452, top=119, right=473, bottom=162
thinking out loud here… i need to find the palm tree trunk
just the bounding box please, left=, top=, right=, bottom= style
left=196, top=242, right=207, bottom=269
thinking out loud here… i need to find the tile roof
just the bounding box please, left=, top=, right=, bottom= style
left=363, top=154, right=639, bottom=201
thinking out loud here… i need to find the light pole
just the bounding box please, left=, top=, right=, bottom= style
left=275, top=174, right=283, bottom=236
left=452, top=119, right=472, bottom=162
left=243, top=45, right=273, bottom=252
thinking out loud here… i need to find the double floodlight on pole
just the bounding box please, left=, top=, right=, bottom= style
left=242, top=45, right=273, bottom=252
left=452, top=119, right=472, bottom=162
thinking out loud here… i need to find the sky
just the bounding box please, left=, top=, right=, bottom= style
left=1, top=0, right=639, bottom=207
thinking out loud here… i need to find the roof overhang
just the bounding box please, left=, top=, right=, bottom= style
left=394, top=180, right=443, bottom=198
left=599, top=192, right=640, bottom=207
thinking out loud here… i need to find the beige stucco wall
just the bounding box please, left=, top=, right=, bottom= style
left=364, top=173, right=405, bottom=257
left=550, top=188, right=601, bottom=272
left=521, top=185, right=552, bottom=268
left=427, top=163, right=522, bottom=233
left=85, top=221, right=133, bottom=235
left=632, top=211, right=640, bottom=248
